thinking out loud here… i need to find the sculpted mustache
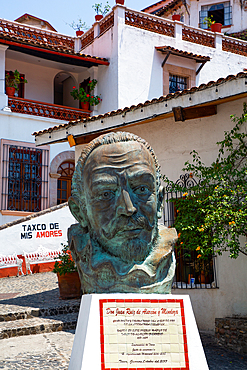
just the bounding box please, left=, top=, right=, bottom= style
left=102, top=213, right=153, bottom=239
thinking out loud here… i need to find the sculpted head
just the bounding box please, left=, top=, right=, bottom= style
left=69, top=132, right=164, bottom=265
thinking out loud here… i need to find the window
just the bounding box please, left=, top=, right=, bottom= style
left=169, top=74, right=187, bottom=94
left=163, top=173, right=217, bottom=289
left=57, top=161, right=75, bottom=204
left=0, top=141, right=49, bottom=212
left=199, top=2, right=232, bottom=29
left=5, top=70, right=26, bottom=98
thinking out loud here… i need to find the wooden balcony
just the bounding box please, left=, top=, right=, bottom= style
left=8, top=97, right=90, bottom=121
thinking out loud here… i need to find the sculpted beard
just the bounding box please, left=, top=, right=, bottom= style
left=88, top=212, right=159, bottom=264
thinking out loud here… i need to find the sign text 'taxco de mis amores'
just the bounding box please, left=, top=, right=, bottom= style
left=21, top=223, right=63, bottom=239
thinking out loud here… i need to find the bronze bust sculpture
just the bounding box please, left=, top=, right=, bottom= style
left=68, top=132, right=177, bottom=293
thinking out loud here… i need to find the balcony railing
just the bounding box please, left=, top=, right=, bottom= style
left=79, top=6, right=247, bottom=57
left=8, top=97, right=90, bottom=121
left=0, top=18, right=74, bottom=53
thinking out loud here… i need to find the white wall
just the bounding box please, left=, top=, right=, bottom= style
left=82, top=8, right=247, bottom=113
left=5, top=53, right=80, bottom=105
left=0, top=205, right=76, bottom=254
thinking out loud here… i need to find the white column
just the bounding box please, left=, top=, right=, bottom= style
left=174, top=21, right=183, bottom=41
left=0, top=45, right=8, bottom=110
left=215, top=33, right=223, bottom=50
left=89, top=66, right=99, bottom=115
left=74, top=37, right=81, bottom=53
left=94, top=22, right=100, bottom=38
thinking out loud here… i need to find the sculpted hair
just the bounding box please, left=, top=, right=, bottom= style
left=71, top=131, right=162, bottom=209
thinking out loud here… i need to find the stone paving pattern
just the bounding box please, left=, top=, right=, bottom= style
left=0, top=272, right=247, bottom=369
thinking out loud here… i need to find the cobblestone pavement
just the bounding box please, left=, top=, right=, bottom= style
left=0, top=273, right=247, bottom=369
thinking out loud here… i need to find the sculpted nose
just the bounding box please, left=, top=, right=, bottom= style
left=117, top=189, right=137, bottom=217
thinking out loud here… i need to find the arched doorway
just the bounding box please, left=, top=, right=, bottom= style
left=54, top=72, right=77, bottom=108
left=57, top=161, right=75, bottom=204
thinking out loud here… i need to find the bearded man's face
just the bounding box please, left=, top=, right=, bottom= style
left=82, top=141, right=159, bottom=263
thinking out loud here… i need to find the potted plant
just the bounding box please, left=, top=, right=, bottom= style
left=92, top=2, right=111, bottom=21
left=68, top=19, right=88, bottom=37
left=203, top=16, right=222, bottom=33
left=70, top=79, right=101, bottom=110
left=53, top=244, right=81, bottom=299
left=5, top=69, right=27, bottom=96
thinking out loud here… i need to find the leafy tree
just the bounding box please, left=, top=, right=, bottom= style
left=163, top=105, right=247, bottom=259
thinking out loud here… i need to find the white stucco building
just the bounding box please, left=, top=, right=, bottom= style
left=34, top=72, right=247, bottom=332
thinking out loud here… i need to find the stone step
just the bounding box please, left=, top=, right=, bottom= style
left=0, top=300, right=80, bottom=323
left=0, top=311, right=78, bottom=339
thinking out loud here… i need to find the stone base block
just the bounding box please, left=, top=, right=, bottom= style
left=69, top=294, right=209, bottom=370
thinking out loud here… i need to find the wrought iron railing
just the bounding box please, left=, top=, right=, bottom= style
left=163, top=174, right=218, bottom=289
left=8, top=97, right=90, bottom=121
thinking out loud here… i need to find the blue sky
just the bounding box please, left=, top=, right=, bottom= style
left=1, top=0, right=154, bottom=36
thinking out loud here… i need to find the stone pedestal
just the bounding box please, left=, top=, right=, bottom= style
left=69, top=294, right=209, bottom=370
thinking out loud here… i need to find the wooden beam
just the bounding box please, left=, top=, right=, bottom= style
left=173, top=105, right=217, bottom=122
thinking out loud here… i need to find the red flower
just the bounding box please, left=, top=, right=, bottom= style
left=98, top=97, right=100, bottom=100
left=89, top=80, right=92, bottom=83
left=87, top=94, right=90, bottom=97
left=73, top=86, right=76, bottom=89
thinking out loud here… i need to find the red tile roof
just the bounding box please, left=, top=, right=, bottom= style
left=156, top=46, right=210, bottom=62
left=14, top=13, right=57, bottom=32
left=155, top=0, right=183, bottom=16
left=33, top=72, right=247, bottom=137
left=0, top=18, right=109, bottom=65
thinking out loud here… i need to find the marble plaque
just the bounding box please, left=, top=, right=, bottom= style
left=99, top=299, right=189, bottom=370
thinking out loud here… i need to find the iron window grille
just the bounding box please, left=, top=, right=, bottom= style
left=1, top=143, right=49, bottom=212
left=163, top=173, right=218, bottom=289
left=169, top=74, right=187, bottom=94
left=199, top=2, right=232, bottom=29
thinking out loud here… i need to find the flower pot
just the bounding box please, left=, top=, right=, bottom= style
left=95, top=15, right=103, bottom=21
left=6, top=87, right=15, bottom=96
left=116, top=0, right=125, bottom=4
left=80, top=101, right=90, bottom=110
left=210, top=23, right=222, bottom=33
left=76, top=30, right=84, bottom=37
left=57, top=272, right=81, bottom=299
left=172, top=14, right=181, bottom=21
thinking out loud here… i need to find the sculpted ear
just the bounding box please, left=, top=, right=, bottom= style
left=157, top=185, right=165, bottom=219
left=68, top=196, right=88, bottom=228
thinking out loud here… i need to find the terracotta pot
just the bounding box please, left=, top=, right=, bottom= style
left=76, top=30, right=84, bottom=37
left=172, top=14, right=181, bottom=21
left=210, top=23, right=222, bottom=33
left=116, top=0, right=125, bottom=4
left=6, top=87, right=15, bottom=96
left=57, top=272, right=81, bottom=299
left=80, top=101, right=90, bottom=110
left=95, top=15, right=103, bottom=21
left=198, top=271, right=206, bottom=284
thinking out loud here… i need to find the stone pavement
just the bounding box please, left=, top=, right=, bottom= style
left=0, top=272, right=247, bottom=369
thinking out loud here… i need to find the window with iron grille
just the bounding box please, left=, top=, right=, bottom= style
left=1, top=141, right=49, bottom=212
left=199, top=2, right=232, bottom=29
left=163, top=173, right=218, bottom=289
left=57, top=161, right=75, bottom=204
left=169, top=75, right=187, bottom=94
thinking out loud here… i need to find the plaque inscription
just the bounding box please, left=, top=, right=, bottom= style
left=99, top=299, right=189, bottom=370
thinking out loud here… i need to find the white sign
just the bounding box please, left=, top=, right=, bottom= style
left=99, top=299, right=189, bottom=370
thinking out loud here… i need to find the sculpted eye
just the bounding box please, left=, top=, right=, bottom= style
left=99, top=190, right=114, bottom=200
left=134, top=186, right=150, bottom=196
